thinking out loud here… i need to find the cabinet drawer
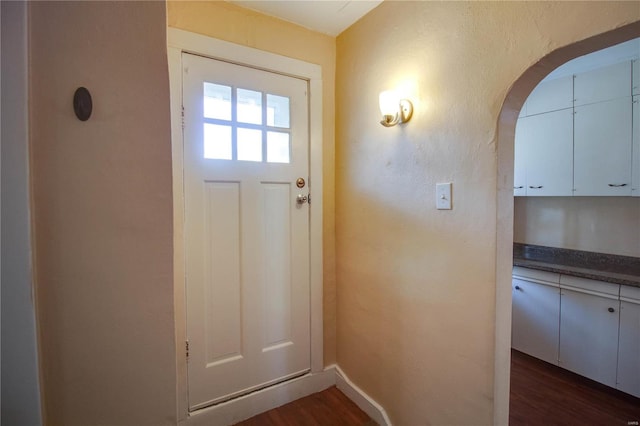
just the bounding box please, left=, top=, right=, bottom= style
left=513, top=266, right=560, bottom=285
left=560, top=275, right=620, bottom=298
left=621, top=285, right=640, bottom=304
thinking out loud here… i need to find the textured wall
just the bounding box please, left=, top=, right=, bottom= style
left=514, top=197, right=640, bottom=257
left=336, top=2, right=639, bottom=425
left=30, top=2, right=175, bottom=424
left=167, top=0, right=338, bottom=366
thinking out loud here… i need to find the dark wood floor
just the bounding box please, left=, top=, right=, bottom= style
left=234, top=351, right=640, bottom=425
left=510, top=349, right=640, bottom=426
left=234, top=386, right=374, bottom=426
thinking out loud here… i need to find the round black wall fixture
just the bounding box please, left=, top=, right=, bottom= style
left=73, top=87, right=92, bottom=121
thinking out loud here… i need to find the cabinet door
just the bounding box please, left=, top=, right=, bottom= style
left=574, top=61, right=631, bottom=106
left=633, top=96, right=639, bottom=197
left=574, top=97, right=633, bottom=196
left=633, top=59, right=639, bottom=97
left=512, top=278, right=560, bottom=365
left=518, top=110, right=574, bottom=196
left=559, top=289, right=619, bottom=387
left=513, top=118, right=527, bottom=196
left=617, top=299, right=640, bottom=397
left=526, top=75, right=573, bottom=116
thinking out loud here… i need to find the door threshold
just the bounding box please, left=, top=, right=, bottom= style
left=189, top=369, right=311, bottom=412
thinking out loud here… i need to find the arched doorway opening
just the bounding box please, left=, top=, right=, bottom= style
left=494, top=21, right=640, bottom=424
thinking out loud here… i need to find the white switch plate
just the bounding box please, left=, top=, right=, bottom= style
left=436, top=182, right=452, bottom=210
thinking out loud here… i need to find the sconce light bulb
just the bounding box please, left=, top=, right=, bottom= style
left=379, top=90, right=413, bottom=127
left=379, top=90, right=399, bottom=116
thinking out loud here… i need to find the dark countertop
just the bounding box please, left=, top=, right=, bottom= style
left=513, top=243, right=640, bottom=288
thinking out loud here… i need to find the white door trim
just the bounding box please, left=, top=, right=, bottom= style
left=167, top=28, right=323, bottom=422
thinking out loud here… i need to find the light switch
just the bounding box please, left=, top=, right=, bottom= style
left=436, top=182, right=452, bottom=210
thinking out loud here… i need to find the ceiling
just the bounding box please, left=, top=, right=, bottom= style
left=229, top=1, right=383, bottom=36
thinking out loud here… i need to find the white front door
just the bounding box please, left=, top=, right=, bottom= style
left=182, top=53, right=311, bottom=411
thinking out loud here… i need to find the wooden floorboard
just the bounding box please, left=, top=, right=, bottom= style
left=234, top=351, right=640, bottom=425
left=510, top=349, right=640, bottom=426
left=234, top=386, right=374, bottom=426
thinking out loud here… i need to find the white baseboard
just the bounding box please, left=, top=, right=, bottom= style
left=182, top=367, right=336, bottom=426
left=181, top=364, right=390, bottom=426
left=335, top=366, right=392, bottom=426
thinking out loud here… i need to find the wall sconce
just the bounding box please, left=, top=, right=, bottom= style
left=379, top=90, right=413, bottom=127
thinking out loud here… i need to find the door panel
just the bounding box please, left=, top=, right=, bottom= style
left=204, top=181, right=242, bottom=366
left=182, top=53, right=310, bottom=410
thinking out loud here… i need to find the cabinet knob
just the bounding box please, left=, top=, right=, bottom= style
left=608, top=307, right=615, bottom=313
left=515, top=285, right=521, bottom=291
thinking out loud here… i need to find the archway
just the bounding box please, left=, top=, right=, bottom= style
left=494, top=21, right=640, bottom=424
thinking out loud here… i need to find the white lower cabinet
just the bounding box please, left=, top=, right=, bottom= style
left=633, top=95, right=639, bottom=196
left=512, top=271, right=560, bottom=365
left=511, top=268, right=640, bottom=395
left=617, top=286, right=640, bottom=397
left=558, top=283, right=620, bottom=387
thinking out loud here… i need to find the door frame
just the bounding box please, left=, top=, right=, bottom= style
left=167, top=28, right=324, bottom=421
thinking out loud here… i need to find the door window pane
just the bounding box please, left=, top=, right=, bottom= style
left=237, top=89, right=262, bottom=125
left=237, top=128, right=262, bottom=162
left=204, top=124, right=232, bottom=160
left=204, top=83, right=232, bottom=120
left=267, top=94, right=290, bottom=128
left=267, top=132, right=290, bottom=163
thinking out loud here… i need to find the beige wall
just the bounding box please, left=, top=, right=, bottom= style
left=30, top=2, right=176, bottom=425
left=167, top=1, right=337, bottom=366
left=336, top=2, right=639, bottom=425
left=26, top=1, right=640, bottom=424
left=514, top=197, right=640, bottom=257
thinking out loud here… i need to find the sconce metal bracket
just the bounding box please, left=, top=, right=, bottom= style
left=380, top=99, right=413, bottom=127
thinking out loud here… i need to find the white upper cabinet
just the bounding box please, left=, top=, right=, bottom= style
left=516, top=110, right=574, bottom=196
left=525, top=75, right=573, bottom=116
left=574, top=97, right=633, bottom=196
left=513, top=120, right=527, bottom=196
left=514, top=53, right=639, bottom=197
left=574, top=61, right=631, bottom=106
left=633, top=59, right=639, bottom=96
left=633, top=96, right=640, bottom=197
